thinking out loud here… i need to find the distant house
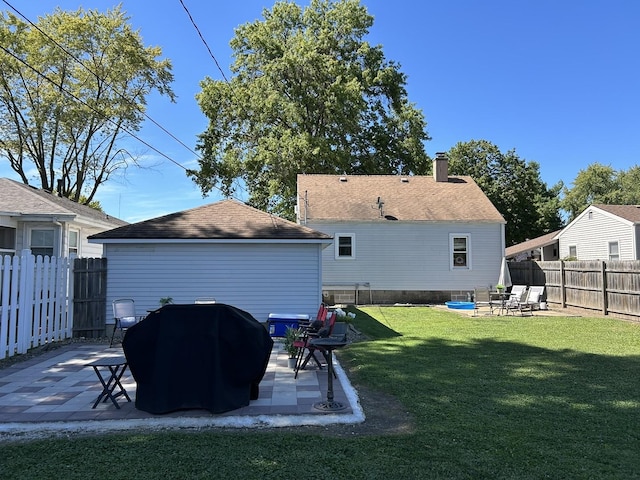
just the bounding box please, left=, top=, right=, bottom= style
left=0, top=177, right=126, bottom=258
left=556, top=204, right=640, bottom=261
left=89, top=199, right=332, bottom=323
left=296, top=155, right=506, bottom=304
left=505, top=230, right=562, bottom=262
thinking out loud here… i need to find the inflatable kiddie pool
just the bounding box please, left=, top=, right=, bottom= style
left=445, top=301, right=475, bottom=310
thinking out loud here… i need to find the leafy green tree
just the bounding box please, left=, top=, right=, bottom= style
left=0, top=6, right=174, bottom=204
left=561, top=163, right=640, bottom=221
left=191, top=0, right=430, bottom=218
left=448, top=140, right=563, bottom=246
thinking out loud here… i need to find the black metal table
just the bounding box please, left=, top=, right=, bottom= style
left=86, top=356, right=131, bottom=409
left=309, top=337, right=348, bottom=412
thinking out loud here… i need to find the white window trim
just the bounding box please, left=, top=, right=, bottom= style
left=608, top=240, right=620, bottom=261
left=68, top=229, right=80, bottom=257
left=334, top=233, right=355, bottom=260
left=450, top=233, right=471, bottom=270
left=568, top=245, right=577, bottom=259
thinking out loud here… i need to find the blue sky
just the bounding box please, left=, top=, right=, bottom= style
left=2, top=0, right=639, bottom=223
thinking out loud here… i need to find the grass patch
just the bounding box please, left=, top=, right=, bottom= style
left=2, top=307, right=639, bottom=479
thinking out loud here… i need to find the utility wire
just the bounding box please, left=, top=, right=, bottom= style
left=0, top=44, right=187, bottom=170
left=178, top=0, right=230, bottom=83
left=1, top=0, right=201, bottom=163
left=1, top=1, right=249, bottom=201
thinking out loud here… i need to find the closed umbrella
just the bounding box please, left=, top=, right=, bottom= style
left=497, top=257, right=512, bottom=289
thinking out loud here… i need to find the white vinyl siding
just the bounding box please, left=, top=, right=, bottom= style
left=558, top=207, right=636, bottom=260
left=310, top=221, right=503, bottom=291
left=103, top=242, right=323, bottom=323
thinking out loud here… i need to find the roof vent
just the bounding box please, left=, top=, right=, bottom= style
left=339, top=177, right=347, bottom=182
left=400, top=177, right=409, bottom=183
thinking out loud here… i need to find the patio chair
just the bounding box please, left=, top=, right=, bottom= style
left=294, top=310, right=337, bottom=379
left=505, top=288, right=540, bottom=316
left=509, top=285, right=527, bottom=300
left=473, top=287, right=498, bottom=316
left=110, top=298, right=144, bottom=347
left=526, top=286, right=545, bottom=310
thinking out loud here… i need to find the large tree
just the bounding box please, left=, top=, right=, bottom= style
left=447, top=140, right=563, bottom=246
left=191, top=0, right=430, bottom=218
left=561, top=163, right=640, bottom=221
left=0, top=6, right=174, bottom=204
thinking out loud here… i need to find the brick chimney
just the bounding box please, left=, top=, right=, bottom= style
left=434, top=152, right=448, bottom=182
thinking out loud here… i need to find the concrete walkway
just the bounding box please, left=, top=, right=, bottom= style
left=0, top=341, right=363, bottom=439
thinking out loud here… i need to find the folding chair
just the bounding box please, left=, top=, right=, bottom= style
left=110, top=298, right=144, bottom=347
left=473, top=287, right=498, bottom=316
left=294, top=311, right=337, bottom=379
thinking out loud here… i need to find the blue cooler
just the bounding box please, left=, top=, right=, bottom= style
left=267, top=313, right=310, bottom=337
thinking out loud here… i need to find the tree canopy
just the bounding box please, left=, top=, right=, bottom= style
left=561, top=163, right=640, bottom=221
left=0, top=6, right=174, bottom=204
left=447, top=140, right=563, bottom=246
left=190, top=0, right=430, bottom=218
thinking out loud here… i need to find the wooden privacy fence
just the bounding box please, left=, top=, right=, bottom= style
left=509, top=260, right=640, bottom=320
left=72, top=257, right=107, bottom=338
left=0, top=250, right=73, bottom=360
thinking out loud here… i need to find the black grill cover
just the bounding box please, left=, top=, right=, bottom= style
left=122, top=303, right=273, bottom=414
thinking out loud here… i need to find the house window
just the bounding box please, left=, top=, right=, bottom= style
left=335, top=233, right=355, bottom=259
left=30, top=229, right=54, bottom=257
left=0, top=226, right=16, bottom=253
left=568, top=245, right=577, bottom=259
left=609, top=241, right=619, bottom=261
left=451, top=234, right=470, bottom=269
left=69, top=230, right=79, bottom=256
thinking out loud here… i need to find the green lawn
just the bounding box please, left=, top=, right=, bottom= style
left=2, top=307, right=639, bottom=480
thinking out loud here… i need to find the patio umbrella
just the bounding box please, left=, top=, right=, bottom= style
left=497, top=257, right=512, bottom=288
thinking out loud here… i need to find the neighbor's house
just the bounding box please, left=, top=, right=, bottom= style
left=296, top=155, right=506, bottom=304
left=505, top=230, right=561, bottom=262
left=88, top=199, right=332, bottom=325
left=0, top=177, right=126, bottom=258
left=556, top=204, right=640, bottom=261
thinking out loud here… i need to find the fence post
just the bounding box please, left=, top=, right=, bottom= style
left=601, top=261, right=608, bottom=316
left=560, top=260, right=566, bottom=308
left=17, top=249, right=34, bottom=354
left=67, top=254, right=75, bottom=338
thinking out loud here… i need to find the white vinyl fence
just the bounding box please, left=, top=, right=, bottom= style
left=0, top=250, right=74, bottom=360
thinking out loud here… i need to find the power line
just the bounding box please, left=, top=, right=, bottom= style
left=0, top=1, right=249, bottom=201
left=178, top=0, right=230, bottom=83
left=1, top=0, right=201, bottom=163
left=0, top=44, right=189, bottom=170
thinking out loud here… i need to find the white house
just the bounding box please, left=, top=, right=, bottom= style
left=0, top=177, right=126, bottom=258
left=557, top=204, right=640, bottom=261
left=89, top=199, right=332, bottom=324
left=296, top=155, right=506, bottom=304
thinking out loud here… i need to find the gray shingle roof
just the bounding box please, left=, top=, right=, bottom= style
left=0, top=177, right=126, bottom=227
left=593, top=204, right=640, bottom=223
left=89, top=199, right=332, bottom=241
left=297, top=174, right=505, bottom=222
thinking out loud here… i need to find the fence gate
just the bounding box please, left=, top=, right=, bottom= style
left=73, top=257, right=107, bottom=338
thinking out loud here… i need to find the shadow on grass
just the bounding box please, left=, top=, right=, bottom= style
left=346, top=306, right=403, bottom=340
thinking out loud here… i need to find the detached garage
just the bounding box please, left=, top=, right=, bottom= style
left=89, top=199, right=332, bottom=327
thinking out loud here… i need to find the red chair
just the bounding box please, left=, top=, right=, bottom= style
left=294, top=311, right=337, bottom=379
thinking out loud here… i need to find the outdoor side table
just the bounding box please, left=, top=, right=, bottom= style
left=85, top=356, right=131, bottom=409
left=309, top=337, right=348, bottom=412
